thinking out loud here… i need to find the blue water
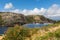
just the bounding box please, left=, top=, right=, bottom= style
left=0, top=23, right=49, bottom=34
left=23, top=23, right=48, bottom=28
left=0, top=27, right=8, bottom=34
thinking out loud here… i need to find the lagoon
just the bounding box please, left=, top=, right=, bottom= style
left=23, top=23, right=49, bottom=28
left=0, top=23, right=51, bottom=34
left=0, top=27, right=8, bottom=34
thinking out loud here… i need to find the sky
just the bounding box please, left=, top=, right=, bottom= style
left=0, top=0, right=60, bottom=20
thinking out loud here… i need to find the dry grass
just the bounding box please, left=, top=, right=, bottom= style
left=0, top=36, right=4, bottom=40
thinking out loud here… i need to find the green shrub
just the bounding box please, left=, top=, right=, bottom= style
left=54, top=29, right=60, bottom=38
left=3, top=26, right=31, bottom=40
left=3, top=25, right=39, bottom=40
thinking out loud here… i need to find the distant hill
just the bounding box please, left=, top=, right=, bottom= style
left=25, top=15, right=55, bottom=23
left=0, top=12, right=55, bottom=26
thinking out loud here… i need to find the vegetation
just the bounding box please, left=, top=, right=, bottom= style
left=25, top=15, right=55, bottom=23
left=3, top=25, right=38, bottom=40
left=0, top=12, right=55, bottom=26
left=0, top=12, right=60, bottom=40
left=0, top=15, right=4, bottom=25
left=2, top=23, right=60, bottom=40
left=25, top=16, right=35, bottom=23
left=36, top=29, right=60, bottom=40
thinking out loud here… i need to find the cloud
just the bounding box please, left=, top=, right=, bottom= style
left=4, top=4, right=60, bottom=17
left=43, top=4, right=60, bottom=20
left=3, top=4, right=60, bottom=20
left=46, top=4, right=60, bottom=17
left=10, top=8, right=46, bottom=15
left=21, top=8, right=46, bottom=15
left=10, top=4, right=60, bottom=17
left=11, top=9, right=20, bottom=13
left=46, top=4, right=59, bottom=15
left=4, top=3, right=13, bottom=9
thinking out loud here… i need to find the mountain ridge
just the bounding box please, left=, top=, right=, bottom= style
left=0, top=12, right=55, bottom=26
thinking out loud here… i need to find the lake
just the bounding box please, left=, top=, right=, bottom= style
left=0, top=23, right=50, bottom=34
left=23, top=23, right=48, bottom=28
left=0, top=27, right=8, bottom=34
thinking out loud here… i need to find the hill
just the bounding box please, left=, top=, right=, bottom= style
left=0, top=12, right=26, bottom=26
left=0, top=12, right=55, bottom=26
left=25, top=15, right=55, bottom=23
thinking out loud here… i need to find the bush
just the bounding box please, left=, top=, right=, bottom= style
left=54, top=29, right=60, bottom=38
left=3, top=26, right=32, bottom=40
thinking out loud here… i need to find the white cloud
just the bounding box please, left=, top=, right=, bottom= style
left=21, top=8, right=46, bottom=15
left=21, top=4, right=60, bottom=20
left=4, top=3, right=13, bottom=9
left=11, top=9, right=20, bottom=13
left=10, top=4, right=60, bottom=17
left=3, top=4, right=60, bottom=20
left=3, top=4, right=60, bottom=17
left=46, top=4, right=60, bottom=18
left=46, top=4, right=59, bottom=15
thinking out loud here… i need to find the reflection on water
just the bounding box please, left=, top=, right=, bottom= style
left=0, top=23, right=51, bottom=34
left=23, top=23, right=48, bottom=28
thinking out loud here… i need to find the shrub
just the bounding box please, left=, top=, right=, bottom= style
left=54, top=29, right=60, bottom=38
left=3, top=26, right=32, bottom=40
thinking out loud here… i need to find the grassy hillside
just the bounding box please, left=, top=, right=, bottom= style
left=2, top=23, right=60, bottom=40
left=25, top=15, right=55, bottom=23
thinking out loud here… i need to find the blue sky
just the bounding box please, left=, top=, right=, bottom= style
left=0, top=0, right=60, bottom=20
left=0, top=0, right=60, bottom=10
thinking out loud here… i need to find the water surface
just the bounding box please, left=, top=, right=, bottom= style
left=0, top=23, right=50, bottom=34
left=23, top=23, right=48, bottom=28
left=0, top=27, right=8, bottom=34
